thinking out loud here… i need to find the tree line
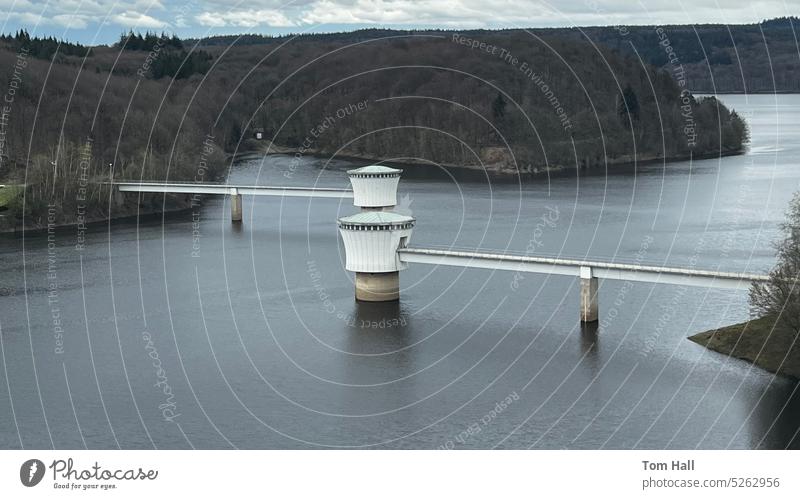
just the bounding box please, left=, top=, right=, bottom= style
left=0, top=30, right=90, bottom=60
left=116, top=31, right=212, bottom=80
left=565, top=18, right=800, bottom=93
left=116, top=31, right=184, bottom=51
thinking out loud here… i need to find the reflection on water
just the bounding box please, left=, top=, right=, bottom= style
left=749, top=383, right=800, bottom=449
left=578, top=322, right=601, bottom=379
left=346, top=301, right=412, bottom=355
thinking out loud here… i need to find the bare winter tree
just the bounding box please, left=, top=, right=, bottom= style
left=749, top=192, right=800, bottom=336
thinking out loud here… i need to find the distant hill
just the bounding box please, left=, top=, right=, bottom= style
left=192, top=17, right=800, bottom=94
left=567, top=17, right=800, bottom=93
left=0, top=29, right=748, bottom=229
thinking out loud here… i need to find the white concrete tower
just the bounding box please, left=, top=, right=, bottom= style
left=347, top=165, right=402, bottom=210
left=339, top=165, right=414, bottom=301
left=338, top=212, right=415, bottom=301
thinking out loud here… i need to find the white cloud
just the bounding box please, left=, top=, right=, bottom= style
left=51, top=14, right=91, bottom=29
left=111, top=10, right=169, bottom=28
left=195, top=12, right=226, bottom=27
left=195, top=9, right=297, bottom=28
left=11, top=11, right=46, bottom=26
left=1, top=1, right=171, bottom=31
left=291, top=0, right=796, bottom=27
left=174, top=14, right=191, bottom=28
left=301, top=0, right=463, bottom=25
left=1, top=0, right=795, bottom=39
left=0, top=0, right=34, bottom=10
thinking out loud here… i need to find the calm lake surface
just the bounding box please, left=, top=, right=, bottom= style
left=0, top=94, right=798, bottom=449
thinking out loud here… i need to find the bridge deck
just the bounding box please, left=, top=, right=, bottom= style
left=397, top=248, right=770, bottom=290
left=113, top=181, right=354, bottom=199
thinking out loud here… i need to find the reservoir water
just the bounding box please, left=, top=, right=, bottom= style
left=1, top=94, right=798, bottom=449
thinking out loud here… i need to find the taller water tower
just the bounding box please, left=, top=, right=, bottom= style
left=347, top=165, right=402, bottom=211
left=338, top=165, right=414, bottom=301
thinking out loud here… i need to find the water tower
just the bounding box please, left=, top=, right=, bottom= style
left=338, top=165, right=414, bottom=301
left=347, top=165, right=402, bottom=210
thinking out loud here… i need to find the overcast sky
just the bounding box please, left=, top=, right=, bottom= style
left=0, top=0, right=796, bottom=44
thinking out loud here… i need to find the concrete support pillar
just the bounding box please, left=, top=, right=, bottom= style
left=579, top=266, right=598, bottom=323
left=230, top=189, right=242, bottom=223
left=355, top=271, right=399, bottom=302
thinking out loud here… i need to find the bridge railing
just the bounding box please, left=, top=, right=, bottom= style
left=109, top=181, right=353, bottom=223
left=110, top=181, right=353, bottom=198
left=397, top=247, right=770, bottom=321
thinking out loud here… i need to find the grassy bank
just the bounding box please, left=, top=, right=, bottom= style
left=689, top=316, right=799, bottom=380
left=0, top=184, right=22, bottom=208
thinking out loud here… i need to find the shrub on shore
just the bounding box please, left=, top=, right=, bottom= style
left=750, top=192, right=800, bottom=337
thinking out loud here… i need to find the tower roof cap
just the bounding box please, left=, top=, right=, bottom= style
left=347, top=165, right=402, bottom=177
left=338, top=211, right=415, bottom=228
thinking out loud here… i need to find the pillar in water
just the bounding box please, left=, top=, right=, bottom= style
left=355, top=271, right=400, bottom=302
left=231, top=190, right=242, bottom=223
left=580, top=266, right=599, bottom=323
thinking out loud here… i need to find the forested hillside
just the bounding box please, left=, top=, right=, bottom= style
left=0, top=28, right=748, bottom=229
left=0, top=32, right=226, bottom=229
left=195, top=17, right=800, bottom=93
left=571, top=17, right=800, bottom=93
left=198, top=31, right=747, bottom=172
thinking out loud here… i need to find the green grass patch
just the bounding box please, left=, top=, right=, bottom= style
left=0, top=184, right=22, bottom=208
left=689, top=316, right=800, bottom=380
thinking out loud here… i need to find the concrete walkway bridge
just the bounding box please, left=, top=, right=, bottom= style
left=397, top=247, right=770, bottom=322
left=111, top=169, right=771, bottom=323
left=113, top=181, right=353, bottom=222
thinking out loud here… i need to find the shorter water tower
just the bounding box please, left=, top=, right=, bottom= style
left=339, top=165, right=414, bottom=301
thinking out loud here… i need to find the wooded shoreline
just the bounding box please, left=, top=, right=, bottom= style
left=1, top=145, right=746, bottom=233
left=243, top=140, right=746, bottom=178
